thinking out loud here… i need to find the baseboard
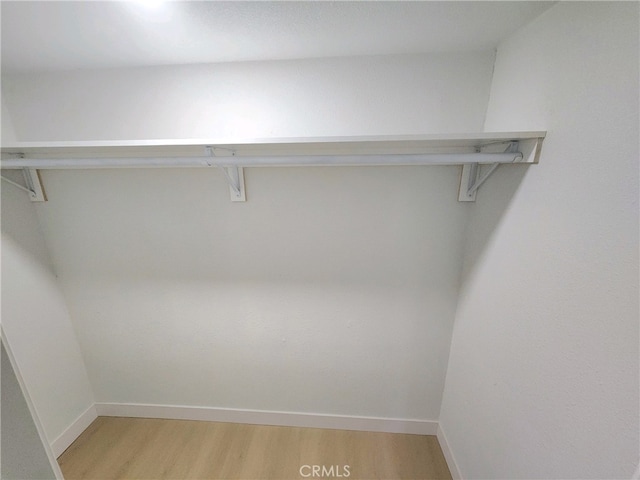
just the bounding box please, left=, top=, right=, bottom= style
left=51, top=404, right=98, bottom=458
left=49, top=402, right=444, bottom=464
left=94, top=402, right=438, bottom=435
left=437, top=423, right=462, bottom=480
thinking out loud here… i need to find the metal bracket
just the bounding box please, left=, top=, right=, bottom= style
left=219, top=165, right=246, bottom=202
left=458, top=163, right=481, bottom=202
left=23, top=169, right=46, bottom=202
left=1, top=168, right=46, bottom=201
left=458, top=142, right=519, bottom=202
left=205, top=147, right=246, bottom=202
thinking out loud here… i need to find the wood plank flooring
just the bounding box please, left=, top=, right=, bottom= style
left=58, top=417, right=452, bottom=480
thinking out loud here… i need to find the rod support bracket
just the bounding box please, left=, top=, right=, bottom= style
left=13, top=168, right=47, bottom=202
left=458, top=163, right=480, bottom=202
left=458, top=141, right=522, bottom=202
left=205, top=146, right=246, bottom=202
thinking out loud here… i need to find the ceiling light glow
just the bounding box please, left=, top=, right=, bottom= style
left=134, top=0, right=165, bottom=9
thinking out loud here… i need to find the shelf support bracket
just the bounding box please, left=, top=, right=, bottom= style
left=1, top=167, right=46, bottom=201
left=1, top=153, right=46, bottom=201
left=458, top=141, right=519, bottom=202
left=458, top=163, right=481, bottom=202
left=23, top=168, right=46, bottom=202
left=218, top=165, right=246, bottom=202
left=1, top=174, right=33, bottom=195
left=205, top=147, right=246, bottom=202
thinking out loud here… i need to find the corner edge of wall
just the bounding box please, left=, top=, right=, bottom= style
left=437, top=423, right=463, bottom=480
left=50, top=404, right=98, bottom=458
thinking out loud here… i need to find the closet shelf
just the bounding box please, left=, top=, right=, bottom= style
left=1, top=132, right=544, bottom=160
left=0, top=131, right=545, bottom=203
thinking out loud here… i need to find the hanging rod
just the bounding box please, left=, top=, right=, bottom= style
left=0, top=152, right=523, bottom=169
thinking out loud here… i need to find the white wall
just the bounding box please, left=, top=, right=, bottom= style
left=2, top=52, right=494, bottom=141
left=1, top=182, right=95, bottom=446
left=1, top=342, right=59, bottom=479
left=1, top=96, right=16, bottom=143
left=439, top=3, right=639, bottom=478
left=1, top=52, right=496, bottom=423
left=35, top=165, right=468, bottom=421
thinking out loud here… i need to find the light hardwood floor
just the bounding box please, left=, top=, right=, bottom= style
left=58, top=417, right=452, bottom=480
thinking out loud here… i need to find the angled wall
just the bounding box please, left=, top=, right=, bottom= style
left=439, top=3, right=639, bottom=478
left=1, top=342, right=59, bottom=479
left=1, top=182, right=96, bottom=452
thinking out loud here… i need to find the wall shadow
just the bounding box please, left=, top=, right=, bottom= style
left=460, top=163, right=530, bottom=281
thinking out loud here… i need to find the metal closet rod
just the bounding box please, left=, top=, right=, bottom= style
left=0, top=152, right=523, bottom=169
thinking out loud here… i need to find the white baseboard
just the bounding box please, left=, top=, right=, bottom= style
left=95, top=402, right=438, bottom=435
left=437, top=423, right=462, bottom=480
left=51, top=404, right=98, bottom=458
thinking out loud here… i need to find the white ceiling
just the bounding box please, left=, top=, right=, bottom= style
left=1, top=1, right=554, bottom=74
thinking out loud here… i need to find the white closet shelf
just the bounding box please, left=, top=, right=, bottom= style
left=0, top=132, right=544, bottom=160
left=0, top=132, right=545, bottom=202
